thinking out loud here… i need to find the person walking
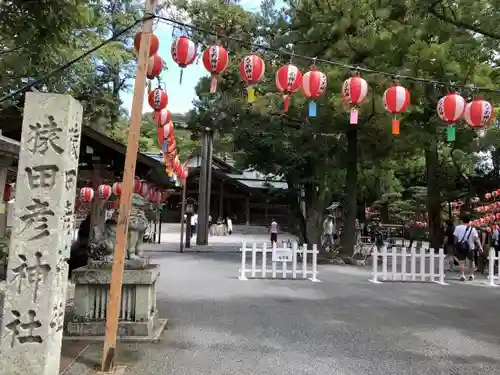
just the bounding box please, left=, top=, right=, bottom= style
left=226, top=216, right=233, bottom=235
left=322, top=215, right=335, bottom=251
left=190, top=212, right=198, bottom=238
left=269, top=219, right=279, bottom=245
left=454, top=215, right=483, bottom=281
left=443, top=220, right=457, bottom=271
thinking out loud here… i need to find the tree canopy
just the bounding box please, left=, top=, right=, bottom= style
left=1, top=0, right=499, bottom=254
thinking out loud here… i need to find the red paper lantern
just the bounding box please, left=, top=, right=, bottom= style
left=134, top=32, right=159, bottom=57
left=79, top=187, right=94, bottom=202
left=275, top=64, right=303, bottom=112
left=154, top=108, right=171, bottom=127
left=112, top=182, right=122, bottom=197
left=98, top=184, right=112, bottom=200
left=383, top=84, right=410, bottom=135
left=202, top=45, right=229, bottom=93
left=163, top=122, right=173, bottom=138
left=301, top=68, right=327, bottom=99
left=239, top=54, right=265, bottom=85
left=148, top=187, right=157, bottom=202
left=140, top=182, right=148, bottom=197
left=133, top=177, right=142, bottom=194
left=171, top=36, right=197, bottom=83
left=108, top=200, right=119, bottom=209
left=485, top=192, right=492, bottom=200
left=172, top=156, right=181, bottom=171
left=3, top=183, right=11, bottom=201
left=167, top=139, right=176, bottom=154
left=464, top=99, right=494, bottom=129
left=147, top=55, right=164, bottom=79
left=342, top=75, right=369, bottom=125
left=148, top=88, right=168, bottom=111
left=437, top=93, right=465, bottom=123
left=155, top=190, right=163, bottom=203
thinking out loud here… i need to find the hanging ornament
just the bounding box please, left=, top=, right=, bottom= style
left=383, top=84, right=411, bottom=135
left=464, top=99, right=494, bottom=129
left=437, top=93, right=465, bottom=142
left=275, top=64, right=303, bottom=113
left=163, top=121, right=173, bottom=139
left=154, top=108, right=171, bottom=127
left=341, top=74, right=369, bottom=125
left=148, top=187, right=157, bottom=202
left=134, top=32, right=159, bottom=57
left=3, top=184, right=11, bottom=202
left=141, top=181, right=149, bottom=197
left=79, top=187, right=94, bottom=202
left=112, top=182, right=122, bottom=197
left=146, top=55, right=164, bottom=79
left=171, top=36, right=197, bottom=84
left=239, top=54, right=265, bottom=103
left=167, top=139, right=177, bottom=154
left=148, top=87, right=168, bottom=111
left=97, top=184, right=112, bottom=200
left=154, top=109, right=171, bottom=147
left=301, top=66, right=327, bottom=117
left=133, top=177, right=142, bottom=194
left=202, top=44, right=229, bottom=93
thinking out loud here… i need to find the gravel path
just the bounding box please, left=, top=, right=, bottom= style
left=121, top=252, right=500, bottom=375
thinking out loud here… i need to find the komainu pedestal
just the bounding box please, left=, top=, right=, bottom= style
left=65, top=260, right=167, bottom=341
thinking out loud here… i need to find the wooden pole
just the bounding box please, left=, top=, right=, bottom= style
left=179, top=182, right=186, bottom=253
left=101, top=1, right=156, bottom=371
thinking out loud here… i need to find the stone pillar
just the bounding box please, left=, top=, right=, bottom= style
left=0, top=93, right=83, bottom=375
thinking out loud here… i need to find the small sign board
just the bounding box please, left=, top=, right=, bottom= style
left=272, top=248, right=293, bottom=262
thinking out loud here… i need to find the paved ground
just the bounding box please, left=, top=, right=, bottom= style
left=59, top=250, right=500, bottom=375
left=3, top=228, right=500, bottom=374
left=145, top=224, right=297, bottom=253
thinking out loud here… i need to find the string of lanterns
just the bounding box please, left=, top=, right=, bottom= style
left=78, top=178, right=169, bottom=206
left=146, top=16, right=496, bottom=139
left=133, top=33, right=189, bottom=183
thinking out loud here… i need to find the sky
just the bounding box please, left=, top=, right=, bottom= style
left=121, top=0, right=270, bottom=115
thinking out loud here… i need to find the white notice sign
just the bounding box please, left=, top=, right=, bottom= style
left=272, top=248, right=293, bottom=262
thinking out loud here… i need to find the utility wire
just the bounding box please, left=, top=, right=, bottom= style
left=0, top=16, right=149, bottom=104
left=155, top=15, right=500, bottom=95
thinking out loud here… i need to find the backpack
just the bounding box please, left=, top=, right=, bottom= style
left=455, top=226, right=472, bottom=253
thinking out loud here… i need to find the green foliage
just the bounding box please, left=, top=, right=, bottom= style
left=174, top=0, right=499, bottom=250
left=0, top=0, right=140, bottom=133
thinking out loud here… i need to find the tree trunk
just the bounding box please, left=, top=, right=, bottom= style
left=340, top=127, right=357, bottom=255
left=425, top=135, right=442, bottom=249
left=286, top=177, right=309, bottom=244
left=306, top=191, right=324, bottom=250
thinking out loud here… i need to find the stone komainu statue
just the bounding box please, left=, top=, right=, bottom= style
left=89, top=193, right=153, bottom=261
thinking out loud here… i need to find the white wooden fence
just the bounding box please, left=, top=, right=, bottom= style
left=370, top=246, right=446, bottom=285
left=487, top=249, right=500, bottom=286
left=239, top=242, right=320, bottom=282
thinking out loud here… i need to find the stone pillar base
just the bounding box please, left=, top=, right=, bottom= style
left=64, top=260, right=167, bottom=342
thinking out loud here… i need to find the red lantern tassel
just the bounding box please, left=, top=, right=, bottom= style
left=179, top=69, right=184, bottom=84
left=349, top=108, right=358, bottom=125
left=392, top=118, right=400, bottom=135
left=210, top=74, right=217, bottom=93
left=283, top=95, right=291, bottom=113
